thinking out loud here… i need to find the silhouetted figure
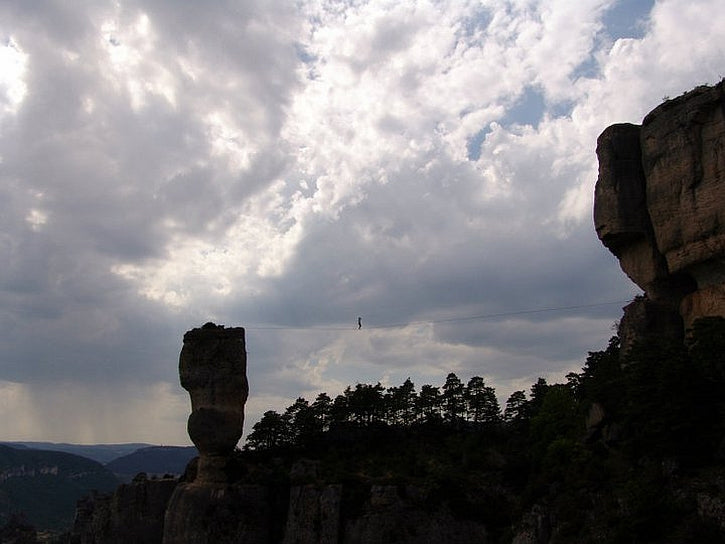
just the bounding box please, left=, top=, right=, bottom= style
left=358, top=317, right=362, bottom=330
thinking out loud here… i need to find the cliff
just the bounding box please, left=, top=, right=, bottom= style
left=594, top=79, right=725, bottom=348
left=69, top=324, right=505, bottom=543
left=68, top=318, right=725, bottom=543
left=71, top=457, right=498, bottom=544
left=164, top=324, right=496, bottom=543
left=71, top=473, right=177, bottom=544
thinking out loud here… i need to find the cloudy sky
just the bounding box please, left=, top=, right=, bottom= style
left=0, top=0, right=722, bottom=446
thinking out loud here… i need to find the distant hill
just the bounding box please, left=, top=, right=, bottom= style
left=0, top=442, right=152, bottom=464
left=105, top=446, right=197, bottom=482
left=0, top=444, right=119, bottom=531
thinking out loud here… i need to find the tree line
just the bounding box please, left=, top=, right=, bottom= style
left=237, top=316, right=725, bottom=541
left=245, top=316, right=725, bottom=467
left=243, top=372, right=518, bottom=451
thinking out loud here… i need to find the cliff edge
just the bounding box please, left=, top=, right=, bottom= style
left=594, top=79, right=725, bottom=348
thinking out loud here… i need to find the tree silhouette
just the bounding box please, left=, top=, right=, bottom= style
left=311, top=392, right=333, bottom=432
left=245, top=410, right=288, bottom=450
left=417, top=384, right=442, bottom=423
left=442, top=373, right=466, bottom=424
left=284, top=397, right=324, bottom=445
left=346, top=383, right=385, bottom=425
left=465, top=376, right=501, bottom=426
left=386, top=378, right=417, bottom=425
left=529, top=377, right=549, bottom=418
left=504, top=390, right=528, bottom=424
left=329, top=392, right=350, bottom=429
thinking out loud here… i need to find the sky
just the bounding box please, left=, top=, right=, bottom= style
left=0, top=0, right=723, bottom=446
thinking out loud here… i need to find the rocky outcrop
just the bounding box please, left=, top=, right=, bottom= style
left=283, top=484, right=342, bottom=544
left=73, top=324, right=499, bottom=543
left=595, top=80, right=725, bottom=347
left=511, top=505, right=551, bottom=544
left=178, top=322, right=248, bottom=483
left=163, top=323, right=255, bottom=544
left=70, top=474, right=177, bottom=544
left=162, top=482, right=276, bottom=544
left=342, top=485, right=489, bottom=543
left=281, top=459, right=490, bottom=544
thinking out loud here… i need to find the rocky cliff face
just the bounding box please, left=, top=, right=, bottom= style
left=281, top=461, right=490, bottom=544
left=163, top=325, right=494, bottom=543
left=341, top=484, right=489, bottom=544
left=71, top=323, right=499, bottom=543
left=163, top=323, right=257, bottom=544
left=178, top=322, right=248, bottom=483
left=71, top=474, right=177, bottom=544
left=594, top=80, right=725, bottom=348
left=72, top=461, right=495, bottom=544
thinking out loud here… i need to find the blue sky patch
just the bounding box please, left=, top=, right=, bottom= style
left=602, top=0, right=654, bottom=40
left=502, top=86, right=546, bottom=128
left=466, top=126, right=492, bottom=161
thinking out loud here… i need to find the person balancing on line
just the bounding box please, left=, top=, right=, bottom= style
left=358, top=316, right=362, bottom=330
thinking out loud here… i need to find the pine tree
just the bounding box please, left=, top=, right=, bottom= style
left=504, top=390, right=528, bottom=424
left=442, top=373, right=465, bottom=424
left=417, top=384, right=442, bottom=423
left=244, top=410, right=288, bottom=450
left=465, top=376, right=500, bottom=425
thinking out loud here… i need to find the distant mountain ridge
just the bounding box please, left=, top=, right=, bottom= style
left=1, top=441, right=153, bottom=464
left=0, top=443, right=199, bottom=531
left=0, top=445, right=119, bottom=531
left=105, top=446, right=197, bottom=482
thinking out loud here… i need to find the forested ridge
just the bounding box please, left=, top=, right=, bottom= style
left=240, top=317, right=725, bottom=543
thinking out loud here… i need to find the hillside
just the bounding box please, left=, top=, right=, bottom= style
left=0, top=442, right=152, bottom=465
left=105, top=446, right=197, bottom=482
left=0, top=445, right=119, bottom=531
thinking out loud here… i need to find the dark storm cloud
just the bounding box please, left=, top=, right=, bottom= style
left=0, top=0, right=723, bottom=443
left=0, top=0, right=302, bottom=390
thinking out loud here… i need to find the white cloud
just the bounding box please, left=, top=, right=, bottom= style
left=0, top=36, right=27, bottom=115
left=0, top=0, right=721, bottom=443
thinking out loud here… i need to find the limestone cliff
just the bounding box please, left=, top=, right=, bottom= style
left=70, top=304, right=725, bottom=542
left=178, top=322, right=248, bottom=483
left=160, top=319, right=496, bottom=543
left=594, top=79, right=725, bottom=348
left=71, top=474, right=176, bottom=544
left=163, top=323, right=256, bottom=544
left=71, top=323, right=501, bottom=543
